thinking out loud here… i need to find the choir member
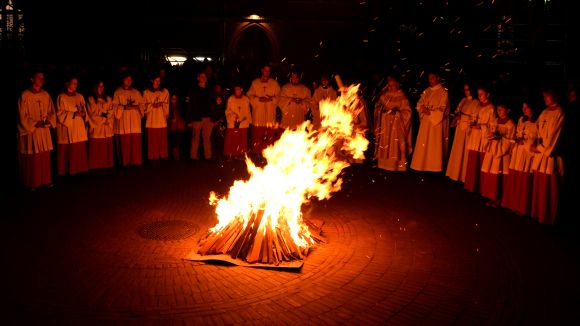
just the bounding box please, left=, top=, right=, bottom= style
left=143, top=73, right=170, bottom=161
left=446, top=83, right=479, bottom=182
left=112, top=73, right=145, bottom=166
left=311, top=74, right=338, bottom=129
left=17, top=71, right=56, bottom=189
left=247, top=64, right=280, bottom=154
left=374, top=75, right=413, bottom=171
left=87, top=80, right=114, bottom=170
left=464, top=86, right=496, bottom=192
left=480, top=104, right=515, bottom=207
left=501, top=100, right=539, bottom=215
left=410, top=72, right=450, bottom=172
left=530, top=90, right=565, bottom=224
left=279, top=71, right=311, bottom=130
left=224, top=82, right=252, bottom=157
left=56, top=76, right=89, bottom=175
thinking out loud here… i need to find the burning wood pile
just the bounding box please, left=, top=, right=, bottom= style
left=189, top=83, right=368, bottom=268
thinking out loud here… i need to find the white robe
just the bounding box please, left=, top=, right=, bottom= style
left=466, top=102, right=496, bottom=152
left=311, top=86, right=338, bottom=129
left=226, top=95, right=252, bottom=129
left=247, top=78, right=280, bottom=127
left=508, top=117, right=538, bottom=173
left=18, top=89, right=56, bottom=154
left=56, top=92, right=88, bottom=144
left=112, top=87, right=145, bottom=135
left=143, top=88, right=170, bottom=129
left=87, top=96, right=114, bottom=139
left=481, top=119, right=516, bottom=174
left=410, top=84, right=450, bottom=172
left=374, top=89, right=413, bottom=171
left=531, top=106, right=565, bottom=175
left=279, top=83, right=311, bottom=129
left=446, top=98, right=480, bottom=181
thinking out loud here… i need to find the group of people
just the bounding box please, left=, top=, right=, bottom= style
left=373, top=71, right=575, bottom=225
left=16, top=62, right=577, bottom=226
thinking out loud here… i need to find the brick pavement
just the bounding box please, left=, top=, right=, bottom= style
left=2, top=159, right=580, bottom=325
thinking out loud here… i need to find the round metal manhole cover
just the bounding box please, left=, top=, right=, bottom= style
left=138, top=220, right=199, bottom=241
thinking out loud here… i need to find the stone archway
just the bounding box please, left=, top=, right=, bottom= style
left=229, top=22, right=278, bottom=66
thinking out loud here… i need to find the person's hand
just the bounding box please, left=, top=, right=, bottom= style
left=530, top=144, right=540, bottom=153
left=35, top=121, right=46, bottom=128
left=76, top=110, right=86, bottom=118
left=293, top=98, right=302, bottom=104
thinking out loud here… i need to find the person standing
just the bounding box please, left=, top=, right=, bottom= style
left=374, top=75, right=413, bottom=171
left=464, top=87, right=496, bottom=193
left=530, top=90, right=565, bottom=224
left=143, top=73, right=170, bottom=161
left=247, top=64, right=280, bottom=154
left=168, top=92, right=186, bottom=160
left=410, top=72, right=450, bottom=172
left=112, top=73, right=144, bottom=166
left=279, top=71, right=311, bottom=130
left=56, top=76, right=89, bottom=176
left=311, top=74, right=338, bottom=129
left=446, top=83, right=480, bottom=182
left=187, top=71, right=214, bottom=160
left=87, top=80, right=115, bottom=170
left=17, top=70, right=56, bottom=189
left=224, top=82, right=252, bottom=157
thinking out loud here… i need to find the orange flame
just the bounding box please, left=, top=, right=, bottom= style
left=208, top=85, right=368, bottom=250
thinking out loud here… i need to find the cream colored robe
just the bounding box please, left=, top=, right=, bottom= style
left=311, top=86, right=338, bottom=129
left=481, top=119, right=516, bottom=174
left=247, top=78, right=280, bottom=127
left=531, top=106, right=564, bottom=175
left=112, top=87, right=144, bottom=134
left=374, top=89, right=413, bottom=171
left=446, top=98, right=480, bottom=181
left=279, top=83, right=311, bottom=129
left=226, top=95, right=252, bottom=129
left=143, top=88, right=169, bottom=128
left=508, top=117, right=538, bottom=173
left=410, top=84, right=450, bottom=172
left=56, top=92, right=88, bottom=144
left=87, top=96, right=114, bottom=139
left=18, top=89, right=56, bottom=154
left=466, top=102, right=496, bottom=152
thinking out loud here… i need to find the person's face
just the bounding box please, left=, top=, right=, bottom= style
left=497, top=105, right=508, bottom=119
left=478, top=89, right=489, bottom=103
left=568, top=89, right=577, bottom=103
left=234, top=86, right=243, bottom=97
left=428, top=74, right=439, bottom=87
left=463, top=84, right=472, bottom=98
left=152, top=77, right=161, bottom=90
left=122, top=76, right=132, bottom=88
left=96, top=82, right=105, bottom=95
left=543, top=92, right=556, bottom=106
left=261, top=66, right=271, bottom=78
left=171, top=94, right=178, bottom=104
left=197, top=73, right=207, bottom=85
left=290, top=73, right=299, bottom=85
left=522, top=103, right=532, bottom=118
left=67, top=78, right=78, bottom=92
left=387, top=78, right=399, bottom=92
left=320, top=78, right=329, bottom=87
left=31, top=72, right=44, bottom=88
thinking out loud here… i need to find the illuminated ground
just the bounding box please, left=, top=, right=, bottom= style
left=3, top=159, right=580, bottom=324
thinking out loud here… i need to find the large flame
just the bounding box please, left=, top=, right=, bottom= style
left=206, top=85, right=368, bottom=256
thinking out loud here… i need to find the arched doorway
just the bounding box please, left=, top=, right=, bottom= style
left=229, top=23, right=278, bottom=78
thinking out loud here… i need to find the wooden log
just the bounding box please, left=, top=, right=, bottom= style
left=246, top=226, right=265, bottom=263
left=230, top=209, right=264, bottom=260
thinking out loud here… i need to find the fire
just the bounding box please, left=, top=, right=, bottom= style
left=198, top=85, right=368, bottom=265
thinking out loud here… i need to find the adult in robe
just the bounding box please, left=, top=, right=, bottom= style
left=464, top=87, right=496, bottom=193
left=373, top=75, right=413, bottom=171
left=480, top=104, right=516, bottom=207
left=143, top=73, right=170, bottom=161
left=224, top=83, right=252, bottom=157
left=56, top=76, right=89, bottom=176
left=446, top=83, right=479, bottom=182
left=87, top=80, right=114, bottom=170
left=113, top=73, right=145, bottom=166
left=17, top=71, right=56, bottom=189
left=279, top=71, right=311, bottom=130
left=311, top=74, right=338, bottom=129
left=410, top=72, right=450, bottom=172
left=501, top=100, right=539, bottom=216
left=530, top=90, right=565, bottom=224
left=247, top=64, right=280, bottom=154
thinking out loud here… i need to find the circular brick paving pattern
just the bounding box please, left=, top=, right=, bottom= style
left=4, top=161, right=580, bottom=324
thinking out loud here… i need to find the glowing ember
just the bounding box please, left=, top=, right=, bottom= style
left=195, top=84, right=368, bottom=266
